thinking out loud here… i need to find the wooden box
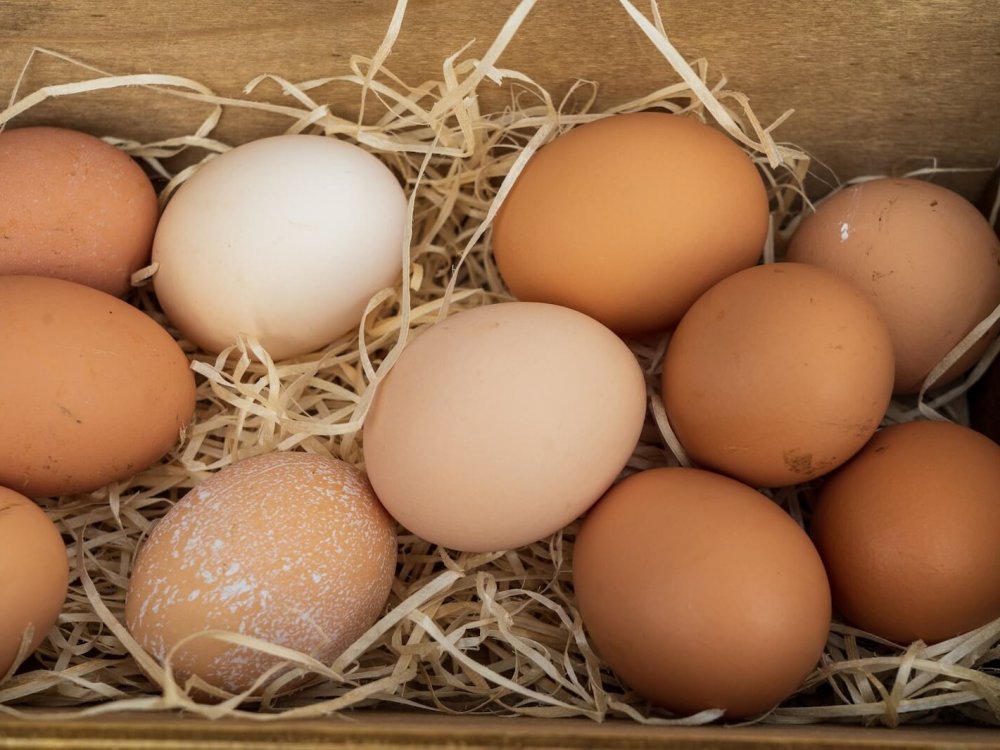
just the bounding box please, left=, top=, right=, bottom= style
left=1, top=1, right=998, bottom=747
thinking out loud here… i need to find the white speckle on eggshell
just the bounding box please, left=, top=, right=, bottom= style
left=124, top=452, right=397, bottom=696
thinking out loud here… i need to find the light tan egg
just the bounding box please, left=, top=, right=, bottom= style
left=363, top=301, right=647, bottom=552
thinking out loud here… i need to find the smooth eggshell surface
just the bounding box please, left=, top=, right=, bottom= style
left=812, top=420, right=1000, bottom=644
left=125, top=452, right=397, bottom=695
left=0, top=487, right=68, bottom=678
left=661, top=263, right=895, bottom=487
left=0, top=126, right=159, bottom=297
left=492, top=112, right=769, bottom=335
left=0, top=276, right=196, bottom=497
left=788, top=178, right=1000, bottom=393
left=363, top=302, right=647, bottom=552
left=573, top=467, right=831, bottom=718
left=152, top=134, right=407, bottom=360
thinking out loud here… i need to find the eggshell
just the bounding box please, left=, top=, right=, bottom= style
left=788, top=178, right=1000, bottom=393
left=0, top=126, right=158, bottom=296
left=491, top=112, right=769, bottom=335
left=152, top=134, right=408, bottom=360
left=0, top=487, right=68, bottom=678
left=125, top=452, right=397, bottom=695
left=811, top=420, right=1000, bottom=644
left=573, top=467, right=831, bottom=718
left=363, top=302, right=646, bottom=552
left=0, top=276, right=196, bottom=496
left=661, top=263, right=895, bottom=487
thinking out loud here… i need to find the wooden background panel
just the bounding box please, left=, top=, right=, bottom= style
left=0, top=0, right=997, bottom=196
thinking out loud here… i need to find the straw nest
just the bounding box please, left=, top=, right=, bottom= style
left=2, top=0, right=998, bottom=728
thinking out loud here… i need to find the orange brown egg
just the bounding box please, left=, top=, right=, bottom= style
left=661, top=263, right=895, bottom=487
left=492, top=112, right=769, bottom=335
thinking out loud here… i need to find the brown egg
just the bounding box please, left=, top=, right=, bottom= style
left=125, top=452, right=397, bottom=695
left=573, top=467, right=831, bottom=718
left=661, top=263, right=895, bottom=487
left=492, top=112, right=769, bottom=335
left=0, top=127, right=159, bottom=297
left=0, top=276, right=195, bottom=496
left=788, top=178, right=1000, bottom=393
left=363, top=302, right=647, bottom=553
left=812, top=420, right=1000, bottom=644
left=0, top=487, right=68, bottom=679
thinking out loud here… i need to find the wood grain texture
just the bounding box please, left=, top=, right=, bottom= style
left=2, top=711, right=1000, bottom=750
left=0, top=0, right=997, bottom=197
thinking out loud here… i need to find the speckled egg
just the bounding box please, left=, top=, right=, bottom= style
left=788, top=178, right=1000, bottom=393
left=124, top=452, right=397, bottom=696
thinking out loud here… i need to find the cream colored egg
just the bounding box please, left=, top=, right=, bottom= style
left=152, top=135, right=408, bottom=360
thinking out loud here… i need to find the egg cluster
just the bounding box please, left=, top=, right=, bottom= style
left=0, top=127, right=406, bottom=687
left=1, top=114, right=999, bottom=719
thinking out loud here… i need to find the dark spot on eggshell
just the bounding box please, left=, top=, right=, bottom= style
left=783, top=450, right=814, bottom=474
left=58, top=404, right=83, bottom=424
left=784, top=449, right=838, bottom=476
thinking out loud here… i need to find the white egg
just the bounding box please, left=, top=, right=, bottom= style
left=152, top=135, right=408, bottom=360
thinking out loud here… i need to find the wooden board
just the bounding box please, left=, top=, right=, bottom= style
left=1, top=1, right=998, bottom=197
left=2, top=711, right=1000, bottom=750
